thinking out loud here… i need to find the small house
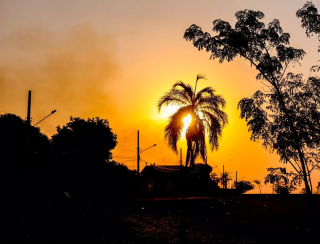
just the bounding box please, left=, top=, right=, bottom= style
left=140, top=165, right=184, bottom=196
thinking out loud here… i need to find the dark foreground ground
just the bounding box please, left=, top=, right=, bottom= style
left=12, top=194, right=320, bottom=243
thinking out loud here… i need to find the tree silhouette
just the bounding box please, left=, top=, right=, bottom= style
left=51, top=117, right=118, bottom=198
left=219, top=171, right=233, bottom=189
left=158, top=75, right=228, bottom=167
left=238, top=74, right=320, bottom=193
left=184, top=9, right=318, bottom=194
left=210, top=172, right=220, bottom=185
left=232, top=180, right=254, bottom=194
left=0, top=113, right=51, bottom=176
left=253, top=179, right=262, bottom=194
left=297, top=2, right=320, bottom=51
left=264, top=168, right=297, bottom=194
left=0, top=113, right=51, bottom=243
left=297, top=2, right=320, bottom=72
left=52, top=116, right=117, bottom=163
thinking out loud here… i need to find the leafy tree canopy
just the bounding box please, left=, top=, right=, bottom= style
left=297, top=2, right=320, bottom=72
left=0, top=113, right=50, bottom=171
left=51, top=117, right=117, bottom=164
left=264, top=167, right=297, bottom=194
left=184, top=10, right=305, bottom=85
left=233, top=180, right=254, bottom=194
left=297, top=2, right=320, bottom=51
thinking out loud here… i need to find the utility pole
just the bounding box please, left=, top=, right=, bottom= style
left=13, top=90, right=31, bottom=243
left=223, top=165, right=225, bottom=189
left=27, top=90, right=31, bottom=124
left=236, top=171, right=238, bottom=190
left=137, top=130, right=140, bottom=175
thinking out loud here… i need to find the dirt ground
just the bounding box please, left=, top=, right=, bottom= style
left=10, top=194, right=320, bottom=243
left=49, top=195, right=320, bottom=243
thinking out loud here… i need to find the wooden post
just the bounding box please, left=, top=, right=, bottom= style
left=27, top=90, right=31, bottom=124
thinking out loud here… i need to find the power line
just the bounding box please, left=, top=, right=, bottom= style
left=32, top=121, right=56, bottom=129
left=114, top=146, right=136, bottom=150
left=113, top=149, right=136, bottom=152
left=39, top=128, right=56, bottom=133
left=0, top=109, right=58, bottom=129
left=31, top=120, right=57, bottom=129
left=142, top=151, right=158, bottom=159
left=113, top=157, right=137, bottom=160
left=34, top=124, right=56, bottom=131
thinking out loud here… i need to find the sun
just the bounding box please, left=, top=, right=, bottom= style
left=182, top=114, right=192, bottom=137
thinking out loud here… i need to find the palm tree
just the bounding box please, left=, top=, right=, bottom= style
left=253, top=179, right=262, bottom=194
left=157, top=74, right=228, bottom=167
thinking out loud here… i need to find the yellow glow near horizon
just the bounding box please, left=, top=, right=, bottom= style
left=182, top=114, right=192, bottom=138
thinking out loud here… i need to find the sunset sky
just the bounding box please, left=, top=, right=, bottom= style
left=1, top=0, right=319, bottom=193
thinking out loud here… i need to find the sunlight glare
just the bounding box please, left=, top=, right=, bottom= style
left=182, top=114, right=192, bottom=138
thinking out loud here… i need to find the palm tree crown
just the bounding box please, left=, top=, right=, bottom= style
left=158, top=74, right=228, bottom=167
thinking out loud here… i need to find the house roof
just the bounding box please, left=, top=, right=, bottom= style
left=140, top=165, right=184, bottom=178
left=143, top=165, right=183, bottom=173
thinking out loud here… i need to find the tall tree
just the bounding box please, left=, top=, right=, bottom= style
left=51, top=117, right=117, bottom=197
left=158, top=75, right=228, bottom=167
left=184, top=9, right=315, bottom=194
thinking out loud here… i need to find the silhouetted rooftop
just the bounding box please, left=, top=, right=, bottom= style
left=140, top=165, right=184, bottom=176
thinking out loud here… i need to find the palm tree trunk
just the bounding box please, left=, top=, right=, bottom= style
left=186, top=138, right=193, bottom=167
left=185, top=146, right=191, bottom=168
left=190, top=148, right=194, bottom=167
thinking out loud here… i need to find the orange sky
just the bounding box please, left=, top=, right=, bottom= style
left=0, top=0, right=319, bottom=193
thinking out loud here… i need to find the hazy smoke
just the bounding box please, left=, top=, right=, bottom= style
left=0, top=25, right=118, bottom=126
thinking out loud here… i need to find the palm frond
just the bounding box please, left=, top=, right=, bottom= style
left=158, top=80, right=195, bottom=112
left=164, top=105, right=192, bottom=153
left=196, top=74, right=207, bottom=81
left=196, top=95, right=226, bottom=109
left=157, top=96, right=187, bottom=113
left=200, top=107, right=228, bottom=126
left=195, top=87, right=216, bottom=101
left=172, top=81, right=194, bottom=102
left=201, top=110, right=223, bottom=151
